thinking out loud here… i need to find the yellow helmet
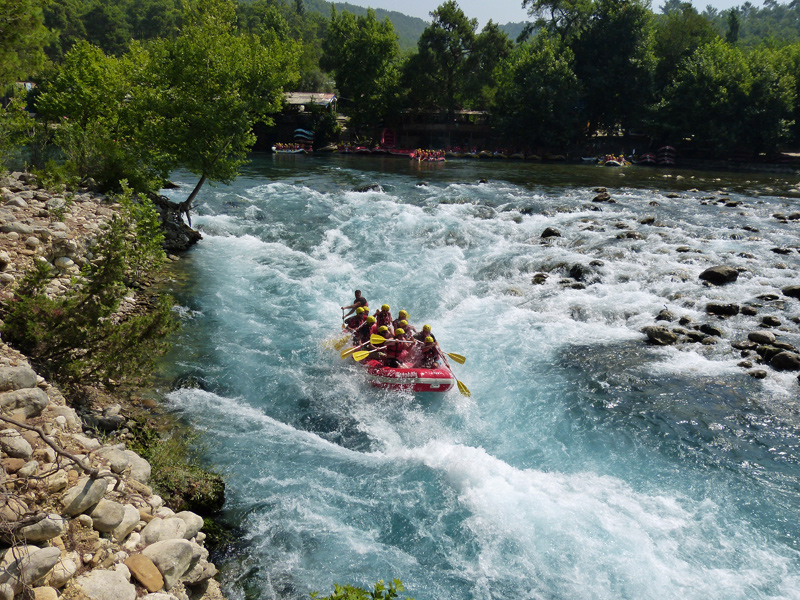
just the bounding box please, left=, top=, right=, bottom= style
left=395, top=328, right=405, bottom=336
left=378, top=326, right=388, bottom=334
left=356, top=306, right=365, bottom=314
left=422, top=324, right=431, bottom=332
left=424, top=336, right=434, bottom=343
left=381, top=304, right=390, bottom=311
left=399, top=320, right=408, bottom=327
left=366, top=316, right=376, bottom=324
left=398, top=310, right=408, bottom=319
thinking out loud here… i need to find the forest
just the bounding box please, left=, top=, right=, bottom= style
left=3, top=0, right=800, bottom=198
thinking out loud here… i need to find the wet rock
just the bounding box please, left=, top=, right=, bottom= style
left=771, top=352, right=800, bottom=371
left=760, top=315, right=781, bottom=327
left=740, top=305, right=758, bottom=316
left=699, top=266, right=739, bottom=285
left=738, top=360, right=753, bottom=368
left=350, top=183, right=382, bottom=193
left=592, top=192, right=615, bottom=203
left=698, top=323, right=724, bottom=337
left=540, top=227, right=561, bottom=239
left=782, top=285, right=800, bottom=299
left=749, top=370, right=768, bottom=379
left=531, top=273, right=548, bottom=285
left=655, top=308, right=675, bottom=322
left=756, top=345, right=783, bottom=362
left=706, top=302, right=740, bottom=316
left=773, top=341, right=797, bottom=352
left=748, top=331, right=776, bottom=345
left=642, top=326, right=678, bottom=346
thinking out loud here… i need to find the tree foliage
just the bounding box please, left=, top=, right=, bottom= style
left=0, top=0, right=50, bottom=86
left=320, top=7, right=399, bottom=140
left=311, top=579, right=411, bottom=600
left=1, top=185, right=177, bottom=386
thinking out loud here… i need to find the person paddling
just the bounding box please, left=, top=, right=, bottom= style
left=418, top=336, right=441, bottom=369
left=353, top=315, right=375, bottom=345
left=392, top=310, right=410, bottom=330
left=413, top=324, right=436, bottom=343
left=345, top=306, right=366, bottom=329
left=342, top=290, right=368, bottom=318
left=374, top=304, right=393, bottom=330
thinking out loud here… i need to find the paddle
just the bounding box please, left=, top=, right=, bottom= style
left=440, top=352, right=471, bottom=397
left=369, top=334, right=465, bottom=363
left=340, top=341, right=368, bottom=359
left=352, top=347, right=385, bottom=362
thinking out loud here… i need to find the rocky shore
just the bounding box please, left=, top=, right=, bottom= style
left=0, top=171, right=222, bottom=600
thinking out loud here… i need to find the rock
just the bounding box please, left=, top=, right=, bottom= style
left=593, top=191, right=612, bottom=202
left=123, top=450, right=151, bottom=484
left=642, top=326, right=678, bottom=346
left=0, top=366, right=38, bottom=392
left=61, top=477, right=108, bottom=516
left=45, top=552, right=77, bottom=588
left=0, top=386, right=49, bottom=418
left=88, top=499, right=126, bottom=532
left=706, top=302, right=740, bottom=316
left=0, top=496, right=28, bottom=522
left=54, top=257, right=74, bottom=270
left=0, top=546, right=61, bottom=593
left=540, top=227, right=561, bottom=238
left=74, top=568, right=136, bottom=600
left=32, top=586, right=58, bottom=600
left=96, top=446, right=130, bottom=474
left=698, top=323, right=724, bottom=337
left=181, top=558, right=217, bottom=585
left=740, top=305, right=758, bottom=316
left=124, top=554, right=164, bottom=592
left=174, top=511, right=204, bottom=540
left=771, top=352, right=800, bottom=371
left=46, top=469, right=69, bottom=493
left=113, top=504, right=142, bottom=542
left=141, top=517, right=187, bottom=545
left=699, top=266, right=739, bottom=285
left=760, top=315, right=781, bottom=327
left=0, top=429, right=33, bottom=459
left=48, top=406, right=81, bottom=431
left=531, top=273, right=547, bottom=285
left=141, top=539, right=197, bottom=590
left=0, top=584, right=10, bottom=600
left=655, top=309, right=674, bottom=322
left=1, top=458, right=25, bottom=473
left=748, top=331, right=776, bottom=345
left=71, top=433, right=101, bottom=451
left=19, top=514, right=67, bottom=542
left=17, top=460, right=38, bottom=477
left=781, top=285, right=800, bottom=299
left=350, top=183, right=382, bottom=193
left=0, top=222, right=33, bottom=234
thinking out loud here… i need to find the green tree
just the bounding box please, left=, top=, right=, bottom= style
left=0, top=0, right=50, bottom=86
left=493, top=32, right=581, bottom=147
left=657, top=38, right=751, bottom=151
left=320, top=7, right=399, bottom=141
left=522, top=0, right=593, bottom=41
left=741, top=45, right=795, bottom=152
left=81, top=0, right=132, bottom=55
left=152, top=0, right=299, bottom=213
left=571, top=0, right=655, bottom=133
left=468, top=21, right=513, bottom=109
left=725, top=8, right=740, bottom=44
left=409, top=1, right=478, bottom=116
left=653, top=2, right=718, bottom=94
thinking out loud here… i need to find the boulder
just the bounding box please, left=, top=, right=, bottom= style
left=771, top=352, right=800, bottom=371
left=45, top=552, right=77, bottom=588
left=0, top=429, right=33, bottom=460
left=123, top=449, right=151, bottom=484
left=540, top=227, right=561, bottom=239
left=113, top=504, right=142, bottom=542
left=0, top=546, right=61, bottom=593
left=655, top=309, right=674, bottom=322
left=0, top=367, right=38, bottom=392
left=70, top=433, right=101, bottom=451
left=642, top=326, right=678, bottom=346
left=32, top=586, right=58, bottom=600
left=748, top=331, right=776, bottom=345
left=0, top=387, right=49, bottom=419
left=88, top=499, right=126, bottom=532
left=699, top=266, right=739, bottom=285
left=74, top=568, right=136, bottom=600
left=141, top=539, right=197, bottom=589
left=761, top=315, right=781, bottom=327
left=698, top=323, right=724, bottom=337
left=19, top=514, right=67, bottom=542
left=61, top=477, right=108, bottom=516
left=181, top=558, right=217, bottom=585
left=124, top=554, right=164, bottom=592
left=96, top=446, right=130, bottom=474
left=782, top=285, right=800, bottom=299
left=706, top=302, right=740, bottom=316
left=0, top=496, right=28, bottom=522
left=141, top=517, right=187, bottom=545
left=174, top=511, right=204, bottom=540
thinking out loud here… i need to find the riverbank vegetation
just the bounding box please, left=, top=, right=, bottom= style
left=3, top=0, right=800, bottom=193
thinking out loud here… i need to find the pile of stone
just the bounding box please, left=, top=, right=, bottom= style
left=0, top=361, right=223, bottom=600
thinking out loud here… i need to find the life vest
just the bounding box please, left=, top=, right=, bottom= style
left=353, top=320, right=372, bottom=343
left=420, top=345, right=439, bottom=368
left=383, top=339, right=404, bottom=361
left=345, top=314, right=364, bottom=329
left=376, top=311, right=392, bottom=327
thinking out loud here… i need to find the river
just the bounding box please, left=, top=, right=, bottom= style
left=156, top=155, right=800, bottom=600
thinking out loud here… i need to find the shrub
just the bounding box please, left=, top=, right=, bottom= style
left=311, top=579, right=412, bottom=600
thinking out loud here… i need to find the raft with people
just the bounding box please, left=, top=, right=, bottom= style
left=334, top=293, right=470, bottom=396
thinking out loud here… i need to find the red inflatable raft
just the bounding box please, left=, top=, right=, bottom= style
left=361, top=358, right=455, bottom=393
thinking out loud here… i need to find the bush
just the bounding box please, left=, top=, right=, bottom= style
left=311, top=579, right=412, bottom=600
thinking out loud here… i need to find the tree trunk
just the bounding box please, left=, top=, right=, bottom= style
left=179, top=174, right=206, bottom=227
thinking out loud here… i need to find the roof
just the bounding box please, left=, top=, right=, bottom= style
left=285, top=92, right=337, bottom=107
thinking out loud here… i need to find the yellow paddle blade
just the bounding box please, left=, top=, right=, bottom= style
left=333, top=335, right=350, bottom=350
left=352, top=350, right=372, bottom=362
left=340, top=347, right=355, bottom=359
left=456, top=379, right=471, bottom=397
left=370, top=334, right=386, bottom=345
left=447, top=352, right=466, bottom=365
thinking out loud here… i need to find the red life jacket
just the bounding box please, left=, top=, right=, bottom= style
left=384, top=339, right=404, bottom=361
left=420, top=345, right=439, bottom=368
left=376, top=311, right=392, bottom=327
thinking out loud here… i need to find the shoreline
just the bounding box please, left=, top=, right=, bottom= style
left=0, top=170, right=226, bottom=600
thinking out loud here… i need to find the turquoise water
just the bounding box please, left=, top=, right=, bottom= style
left=158, top=156, right=800, bottom=600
